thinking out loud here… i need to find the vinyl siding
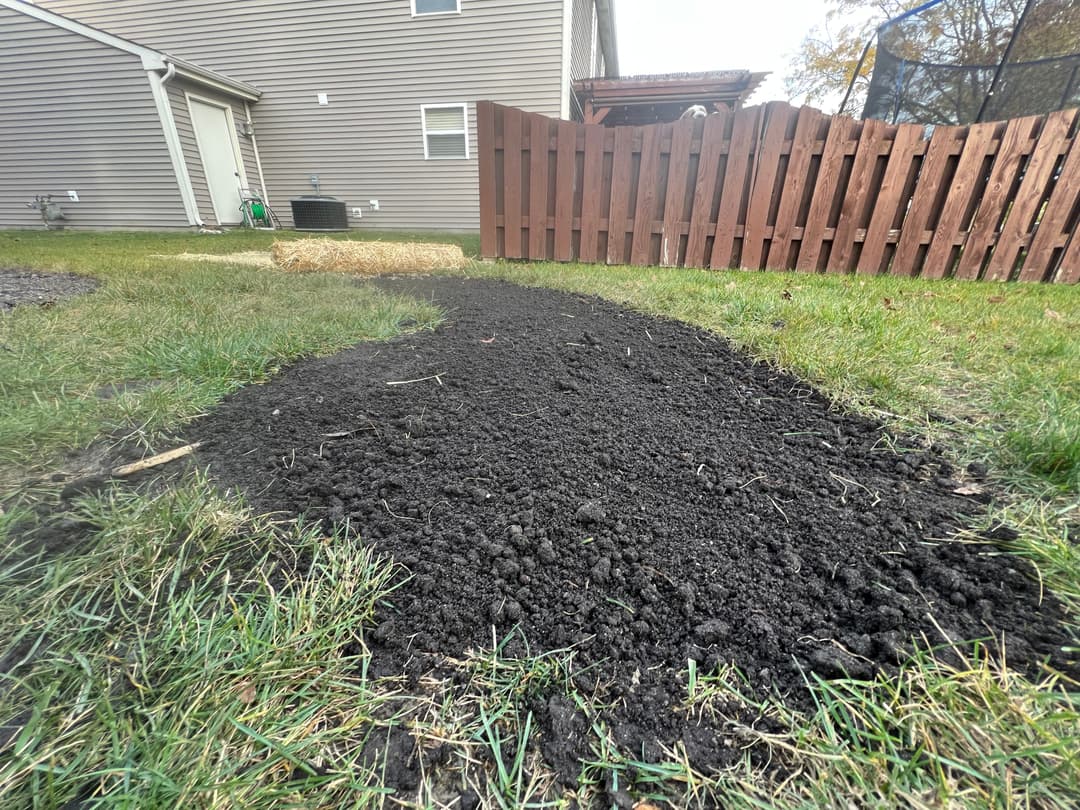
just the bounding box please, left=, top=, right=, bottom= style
left=0, top=6, right=189, bottom=229
left=169, top=80, right=260, bottom=227
left=39, top=0, right=568, bottom=231
left=567, top=0, right=594, bottom=119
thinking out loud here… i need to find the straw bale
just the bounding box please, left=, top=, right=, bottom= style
left=271, top=239, right=468, bottom=274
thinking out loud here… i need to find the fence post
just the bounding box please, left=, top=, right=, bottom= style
left=477, top=101, right=498, bottom=259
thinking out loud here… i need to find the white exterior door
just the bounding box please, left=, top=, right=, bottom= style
left=188, top=97, right=245, bottom=225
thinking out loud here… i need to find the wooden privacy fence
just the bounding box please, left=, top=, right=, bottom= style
left=477, top=100, right=1080, bottom=283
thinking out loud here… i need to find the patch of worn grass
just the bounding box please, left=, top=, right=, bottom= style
left=0, top=231, right=441, bottom=480
left=467, top=262, right=1079, bottom=496
left=0, top=477, right=413, bottom=807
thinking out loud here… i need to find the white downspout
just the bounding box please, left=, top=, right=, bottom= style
left=145, top=57, right=203, bottom=227
left=244, top=101, right=271, bottom=207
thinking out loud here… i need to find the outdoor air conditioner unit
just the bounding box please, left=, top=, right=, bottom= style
left=290, top=196, right=348, bottom=231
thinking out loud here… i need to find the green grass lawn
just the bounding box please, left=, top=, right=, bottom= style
left=0, top=230, right=1077, bottom=808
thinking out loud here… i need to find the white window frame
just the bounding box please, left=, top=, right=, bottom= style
left=420, top=103, right=470, bottom=160
left=411, top=0, right=461, bottom=17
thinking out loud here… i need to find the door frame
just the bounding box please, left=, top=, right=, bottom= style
left=185, top=91, right=248, bottom=224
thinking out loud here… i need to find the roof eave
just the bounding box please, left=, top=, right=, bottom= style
left=168, top=58, right=262, bottom=101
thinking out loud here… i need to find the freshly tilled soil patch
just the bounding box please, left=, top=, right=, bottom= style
left=0, top=268, right=98, bottom=311
left=188, top=277, right=1068, bottom=779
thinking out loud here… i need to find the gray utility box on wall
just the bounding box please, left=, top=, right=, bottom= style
left=290, top=196, right=348, bottom=231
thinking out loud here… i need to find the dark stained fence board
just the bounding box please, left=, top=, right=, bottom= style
left=685, top=111, right=729, bottom=267
left=661, top=119, right=695, bottom=266
left=829, top=118, right=887, bottom=273
left=1024, top=123, right=1080, bottom=280
left=553, top=119, right=577, bottom=261
left=741, top=103, right=796, bottom=270
left=920, top=122, right=998, bottom=278
left=857, top=123, right=923, bottom=275
left=477, top=101, right=497, bottom=258
left=607, top=125, right=635, bottom=265
left=956, top=115, right=1040, bottom=280
left=478, top=101, right=1078, bottom=283
left=502, top=106, right=524, bottom=258
left=631, top=124, right=663, bottom=265
left=528, top=114, right=551, bottom=260
left=797, top=116, right=856, bottom=272
left=995, top=109, right=1075, bottom=281
left=578, top=124, right=605, bottom=263
left=712, top=107, right=760, bottom=269
left=767, top=106, right=821, bottom=269
left=892, top=125, right=960, bottom=277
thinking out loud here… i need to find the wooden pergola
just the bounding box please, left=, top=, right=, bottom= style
left=572, top=70, right=768, bottom=126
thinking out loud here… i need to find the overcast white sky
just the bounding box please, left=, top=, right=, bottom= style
left=613, top=0, right=833, bottom=106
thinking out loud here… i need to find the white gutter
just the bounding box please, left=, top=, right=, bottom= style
left=244, top=101, right=271, bottom=207
left=146, top=58, right=203, bottom=227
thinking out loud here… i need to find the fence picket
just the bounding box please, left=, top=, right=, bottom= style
left=857, top=123, right=922, bottom=275
left=892, top=125, right=960, bottom=276
left=477, top=101, right=497, bottom=258
left=631, top=124, right=664, bottom=265
left=661, top=119, right=695, bottom=266
left=607, top=126, right=635, bottom=265
left=920, top=122, right=998, bottom=278
left=767, top=106, right=821, bottom=269
left=502, top=106, right=524, bottom=258
left=554, top=120, right=577, bottom=261
left=796, top=116, right=855, bottom=272
left=829, top=118, right=887, bottom=273
left=712, top=107, right=760, bottom=269
left=741, top=103, right=796, bottom=270
left=578, top=124, right=605, bottom=263
left=528, top=114, right=551, bottom=260
left=685, top=111, right=728, bottom=268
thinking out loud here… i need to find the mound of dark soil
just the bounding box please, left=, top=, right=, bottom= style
left=0, top=268, right=98, bottom=311
left=188, top=277, right=1068, bottom=778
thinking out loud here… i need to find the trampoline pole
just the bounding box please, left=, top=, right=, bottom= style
left=838, top=36, right=874, bottom=116
left=976, top=0, right=1036, bottom=123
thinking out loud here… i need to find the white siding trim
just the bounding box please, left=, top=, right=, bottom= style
left=420, top=103, right=469, bottom=160
left=560, top=0, right=573, bottom=119
left=410, top=0, right=461, bottom=17
left=147, top=69, right=202, bottom=226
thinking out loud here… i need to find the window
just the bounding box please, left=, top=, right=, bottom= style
left=412, top=0, right=460, bottom=15
left=421, top=104, right=469, bottom=159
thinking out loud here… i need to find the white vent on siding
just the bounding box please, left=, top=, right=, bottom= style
left=421, top=104, right=469, bottom=160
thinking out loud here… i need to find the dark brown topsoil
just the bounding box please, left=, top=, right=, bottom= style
left=0, top=268, right=98, bottom=311
left=187, top=277, right=1070, bottom=783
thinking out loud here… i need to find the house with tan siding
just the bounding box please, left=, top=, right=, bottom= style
left=0, top=0, right=617, bottom=231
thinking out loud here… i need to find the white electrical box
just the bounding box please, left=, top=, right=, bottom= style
left=369, top=199, right=380, bottom=211
left=352, top=208, right=363, bottom=218
left=317, top=92, right=329, bottom=105
left=67, top=190, right=79, bottom=202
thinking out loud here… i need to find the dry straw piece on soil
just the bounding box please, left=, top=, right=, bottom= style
left=271, top=239, right=468, bottom=275
left=154, top=252, right=276, bottom=268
